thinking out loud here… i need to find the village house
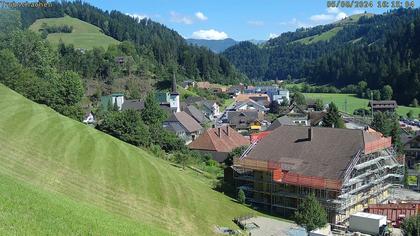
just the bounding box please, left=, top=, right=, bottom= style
left=235, top=94, right=270, bottom=107
left=228, top=99, right=269, bottom=114
left=243, top=86, right=289, bottom=104
left=229, top=126, right=403, bottom=224
left=163, top=111, right=203, bottom=144
left=196, top=81, right=211, bottom=89
left=268, top=111, right=326, bottom=130
left=184, top=105, right=210, bottom=126
left=368, top=100, right=398, bottom=113
left=402, top=131, right=420, bottom=191
left=227, top=85, right=245, bottom=97
left=121, top=99, right=144, bottom=111
left=188, top=126, right=249, bottom=162
left=100, top=93, right=125, bottom=111
left=202, top=100, right=220, bottom=120
left=226, top=111, right=264, bottom=132
left=82, top=112, right=95, bottom=124
left=182, top=80, right=195, bottom=89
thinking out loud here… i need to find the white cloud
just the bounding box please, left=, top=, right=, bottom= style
left=195, top=11, right=208, bottom=21
left=326, top=7, right=340, bottom=14
left=269, top=33, right=278, bottom=39
left=248, top=20, right=264, bottom=27
left=352, top=9, right=365, bottom=14
left=170, top=11, right=193, bottom=25
left=309, top=8, right=348, bottom=24
left=126, top=13, right=147, bottom=20
left=310, top=14, right=334, bottom=22
left=335, top=12, right=348, bottom=20
left=191, top=29, right=228, bottom=40
left=279, top=18, right=311, bottom=28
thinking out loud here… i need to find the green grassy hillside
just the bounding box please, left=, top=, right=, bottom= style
left=29, top=15, right=119, bottom=49
left=293, top=27, right=343, bottom=45
left=0, top=84, right=255, bottom=235
left=304, top=93, right=420, bottom=117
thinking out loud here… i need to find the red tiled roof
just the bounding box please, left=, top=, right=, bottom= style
left=188, top=126, right=249, bottom=152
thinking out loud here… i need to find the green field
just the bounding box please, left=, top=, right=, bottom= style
left=293, top=27, right=343, bottom=45
left=304, top=93, right=420, bottom=117
left=29, top=16, right=119, bottom=49
left=0, top=84, right=257, bottom=235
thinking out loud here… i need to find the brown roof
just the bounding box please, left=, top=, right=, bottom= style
left=188, top=126, right=249, bottom=152
left=308, top=111, right=327, bottom=126
left=368, top=100, right=398, bottom=109
left=166, top=111, right=203, bottom=133
left=244, top=126, right=367, bottom=180
left=196, top=81, right=211, bottom=89
left=235, top=94, right=270, bottom=103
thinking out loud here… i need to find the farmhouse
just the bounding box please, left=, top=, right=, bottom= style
left=188, top=126, right=249, bottom=162
left=229, top=126, right=403, bottom=224
left=163, top=111, right=203, bottom=144
left=368, top=100, right=398, bottom=113
left=227, top=111, right=264, bottom=131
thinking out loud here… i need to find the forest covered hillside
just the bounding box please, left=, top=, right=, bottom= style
left=16, top=1, right=246, bottom=85
left=223, top=9, right=420, bottom=105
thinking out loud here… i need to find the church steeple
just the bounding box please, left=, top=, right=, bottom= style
left=171, top=73, right=178, bottom=95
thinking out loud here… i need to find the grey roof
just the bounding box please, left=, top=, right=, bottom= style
left=308, top=111, right=327, bottom=126
left=244, top=126, right=365, bottom=180
left=164, top=122, right=186, bottom=134
left=267, top=116, right=297, bottom=130
left=232, top=99, right=267, bottom=112
left=185, top=105, right=209, bottom=124
left=185, top=96, right=206, bottom=105
left=122, top=100, right=144, bottom=111
left=203, top=100, right=217, bottom=109
left=227, top=111, right=260, bottom=129
left=165, top=111, right=203, bottom=133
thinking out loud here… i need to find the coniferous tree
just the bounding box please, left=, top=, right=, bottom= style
left=141, top=92, right=167, bottom=126
left=322, top=102, right=345, bottom=128
left=237, top=189, right=246, bottom=204
left=294, top=194, right=328, bottom=233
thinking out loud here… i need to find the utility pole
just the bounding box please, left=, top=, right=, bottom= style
left=344, top=98, right=348, bottom=114
left=371, top=91, right=374, bottom=121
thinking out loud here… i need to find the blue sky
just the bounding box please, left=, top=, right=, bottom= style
left=86, top=0, right=392, bottom=40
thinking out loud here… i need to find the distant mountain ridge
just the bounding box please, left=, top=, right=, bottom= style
left=186, top=38, right=266, bottom=53
left=186, top=38, right=237, bottom=53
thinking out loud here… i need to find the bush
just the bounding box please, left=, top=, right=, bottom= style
left=401, top=214, right=420, bottom=236
left=237, top=189, right=246, bottom=204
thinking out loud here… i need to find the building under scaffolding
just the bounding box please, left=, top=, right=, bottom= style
left=230, top=126, right=404, bottom=225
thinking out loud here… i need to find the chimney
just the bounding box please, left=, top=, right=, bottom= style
left=217, top=127, right=221, bottom=137
left=225, top=125, right=229, bottom=136
left=308, top=127, right=313, bottom=141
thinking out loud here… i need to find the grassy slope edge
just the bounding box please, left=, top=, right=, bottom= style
left=0, top=84, right=255, bottom=235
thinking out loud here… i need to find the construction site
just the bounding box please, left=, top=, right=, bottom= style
left=230, top=126, right=404, bottom=226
